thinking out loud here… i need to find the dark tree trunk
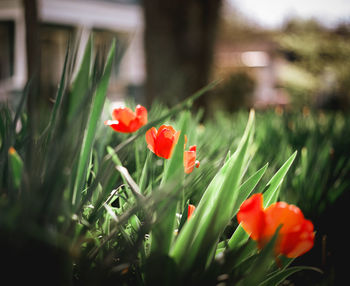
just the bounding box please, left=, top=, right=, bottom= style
left=23, top=0, right=42, bottom=132
left=143, top=0, right=222, bottom=109
left=23, top=0, right=47, bottom=191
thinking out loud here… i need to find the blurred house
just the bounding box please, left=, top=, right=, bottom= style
left=213, top=9, right=289, bottom=109
left=0, top=0, right=145, bottom=102
left=214, top=40, right=289, bottom=108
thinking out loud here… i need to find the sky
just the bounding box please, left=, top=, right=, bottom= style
left=229, top=0, right=350, bottom=28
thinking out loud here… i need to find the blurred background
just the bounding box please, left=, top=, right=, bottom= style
left=1, top=1, right=350, bottom=285
left=1, top=0, right=350, bottom=113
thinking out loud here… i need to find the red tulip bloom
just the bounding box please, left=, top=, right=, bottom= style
left=104, top=105, right=147, bottom=133
left=184, top=145, right=200, bottom=174
left=145, top=125, right=180, bottom=159
left=187, top=204, right=196, bottom=220
left=237, top=193, right=314, bottom=258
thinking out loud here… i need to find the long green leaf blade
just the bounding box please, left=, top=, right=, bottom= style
left=263, top=150, right=297, bottom=207
left=8, top=147, right=23, bottom=189
left=232, top=163, right=269, bottom=217
left=71, top=39, right=116, bottom=208
left=239, top=227, right=281, bottom=286
left=68, top=36, right=92, bottom=121
left=150, top=111, right=190, bottom=256
left=259, top=266, right=322, bottom=286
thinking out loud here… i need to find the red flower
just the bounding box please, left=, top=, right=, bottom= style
left=145, top=125, right=180, bottom=159
left=184, top=145, right=200, bottom=174
left=104, top=105, right=147, bottom=133
left=187, top=204, right=196, bottom=220
left=237, top=193, right=314, bottom=258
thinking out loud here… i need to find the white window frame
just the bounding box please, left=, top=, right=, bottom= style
left=0, top=0, right=27, bottom=93
left=0, top=0, right=144, bottom=95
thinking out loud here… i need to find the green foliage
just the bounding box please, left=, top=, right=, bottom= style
left=7, top=147, right=23, bottom=189
left=150, top=111, right=190, bottom=256
left=277, top=20, right=350, bottom=109
left=170, top=110, right=254, bottom=274
left=3, top=38, right=347, bottom=285
left=212, top=70, right=256, bottom=111
left=72, top=38, right=116, bottom=209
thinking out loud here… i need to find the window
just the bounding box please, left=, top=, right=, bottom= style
left=39, top=24, right=74, bottom=99
left=0, top=21, right=15, bottom=82
left=93, top=28, right=128, bottom=98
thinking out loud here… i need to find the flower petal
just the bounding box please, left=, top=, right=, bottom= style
left=184, top=145, right=199, bottom=174
left=184, top=150, right=196, bottom=174
left=145, top=127, right=157, bottom=153
left=280, top=219, right=315, bottom=258
left=238, top=194, right=315, bottom=259
left=169, top=130, right=180, bottom=158
left=157, top=125, right=176, bottom=137
left=135, top=104, right=148, bottom=126
left=155, top=127, right=178, bottom=159
left=127, top=119, right=144, bottom=132
left=187, top=204, right=196, bottom=220
left=104, top=119, right=130, bottom=133
left=264, top=202, right=305, bottom=237
left=189, top=145, right=196, bottom=152
left=107, top=105, right=148, bottom=133
left=112, top=107, right=135, bottom=126
left=237, top=193, right=265, bottom=241
left=104, top=120, right=119, bottom=126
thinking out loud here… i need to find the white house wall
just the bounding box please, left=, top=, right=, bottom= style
left=0, top=0, right=145, bottom=96
left=38, top=0, right=143, bottom=32
left=0, top=0, right=27, bottom=92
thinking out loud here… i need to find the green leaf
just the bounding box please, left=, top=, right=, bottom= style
left=232, top=163, right=269, bottom=217
left=177, top=202, right=190, bottom=234
left=162, top=111, right=190, bottom=184
left=227, top=224, right=249, bottom=251
left=8, top=147, right=23, bottom=189
left=46, top=40, right=71, bottom=139
left=239, top=226, right=281, bottom=286
left=224, top=163, right=268, bottom=253
left=226, top=151, right=297, bottom=264
left=150, top=111, right=190, bottom=256
left=116, top=165, right=145, bottom=202
left=71, top=39, right=116, bottom=209
left=263, top=150, right=297, bottom=207
left=67, top=36, right=92, bottom=121
left=107, top=145, right=123, bottom=166
left=170, top=110, right=255, bottom=273
left=139, top=152, right=151, bottom=194
left=259, top=266, right=322, bottom=286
